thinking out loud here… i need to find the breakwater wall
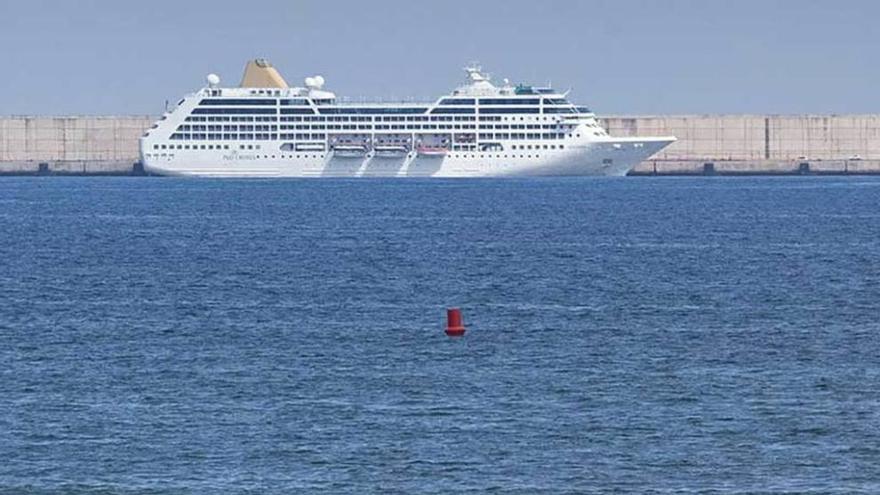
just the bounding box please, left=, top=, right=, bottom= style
left=0, top=116, right=153, bottom=175
left=606, top=115, right=880, bottom=175
left=1, top=115, right=879, bottom=175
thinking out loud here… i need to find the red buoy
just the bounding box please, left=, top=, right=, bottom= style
left=446, top=308, right=466, bottom=337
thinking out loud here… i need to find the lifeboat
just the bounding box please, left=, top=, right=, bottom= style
left=332, top=144, right=368, bottom=158
left=374, top=145, right=409, bottom=157
left=417, top=146, right=449, bottom=157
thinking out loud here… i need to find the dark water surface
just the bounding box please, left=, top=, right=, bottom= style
left=2, top=177, right=880, bottom=494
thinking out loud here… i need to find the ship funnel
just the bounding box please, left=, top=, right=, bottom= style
left=239, top=58, right=289, bottom=89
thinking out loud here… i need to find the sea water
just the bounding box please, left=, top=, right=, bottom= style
left=1, top=177, right=879, bottom=493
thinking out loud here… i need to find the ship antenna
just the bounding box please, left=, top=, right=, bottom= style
left=464, top=61, right=484, bottom=79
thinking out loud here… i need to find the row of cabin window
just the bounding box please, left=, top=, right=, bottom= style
left=168, top=132, right=573, bottom=142
left=451, top=146, right=567, bottom=156
left=171, top=133, right=279, bottom=140
left=146, top=152, right=330, bottom=161
left=197, top=102, right=584, bottom=116
left=487, top=124, right=565, bottom=130
left=274, top=115, right=477, bottom=123
left=178, top=123, right=570, bottom=134
left=313, top=107, right=548, bottom=115
left=278, top=121, right=567, bottom=130
left=200, top=97, right=572, bottom=107
left=479, top=98, right=540, bottom=105
left=190, top=107, right=579, bottom=116
left=326, top=116, right=373, bottom=122
left=148, top=150, right=567, bottom=161
left=153, top=143, right=568, bottom=155
left=154, top=143, right=234, bottom=150
left=177, top=125, right=276, bottom=132
left=182, top=114, right=565, bottom=124
left=182, top=124, right=483, bottom=131
left=191, top=108, right=278, bottom=115
left=185, top=115, right=481, bottom=123
left=153, top=143, right=563, bottom=156
left=169, top=133, right=331, bottom=141
left=155, top=142, right=564, bottom=153
left=441, top=98, right=556, bottom=105
left=153, top=144, right=315, bottom=153
left=199, top=98, right=315, bottom=106
left=253, top=122, right=568, bottom=131
left=483, top=134, right=567, bottom=140
left=186, top=116, right=276, bottom=122
left=451, top=154, right=547, bottom=159
left=317, top=108, right=428, bottom=115
left=379, top=124, right=478, bottom=130
left=278, top=124, right=479, bottom=131
left=200, top=99, right=276, bottom=106
left=179, top=124, right=487, bottom=132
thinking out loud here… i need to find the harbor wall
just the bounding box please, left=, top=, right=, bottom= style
left=0, top=116, right=153, bottom=174
left=1, top=115, right=880, bottom=175
left=604, top=115, right=880, bottom=175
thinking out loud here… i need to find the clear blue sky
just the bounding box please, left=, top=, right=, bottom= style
left=0, top=0, right=876, bottom=115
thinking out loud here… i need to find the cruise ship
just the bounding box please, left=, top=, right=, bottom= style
left=140, top=59, right=675, bottom=177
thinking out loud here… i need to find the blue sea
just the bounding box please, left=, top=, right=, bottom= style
left=1, top=177, right=880, bottom=494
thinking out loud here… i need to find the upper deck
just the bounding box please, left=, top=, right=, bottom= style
left=147, top=60, right=612, bottom=149
left=182, top=63, right=592, bottom=117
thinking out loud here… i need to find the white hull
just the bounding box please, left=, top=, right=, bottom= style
left=142, top=136, right=674, bottom=178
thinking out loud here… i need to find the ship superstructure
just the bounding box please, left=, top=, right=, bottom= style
left=140, top=59, right=675, bottom=177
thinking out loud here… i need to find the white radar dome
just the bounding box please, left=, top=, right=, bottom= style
left=206, top=73, right=221, bottom=86
left=305, top=75, right=325, bottom=89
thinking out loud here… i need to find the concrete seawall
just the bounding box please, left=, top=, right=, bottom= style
left=2, top=115, right=879, bottom=175
left=0, top=116, right=153, bottom=175
left=605, top=115, right=880, bottom=175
